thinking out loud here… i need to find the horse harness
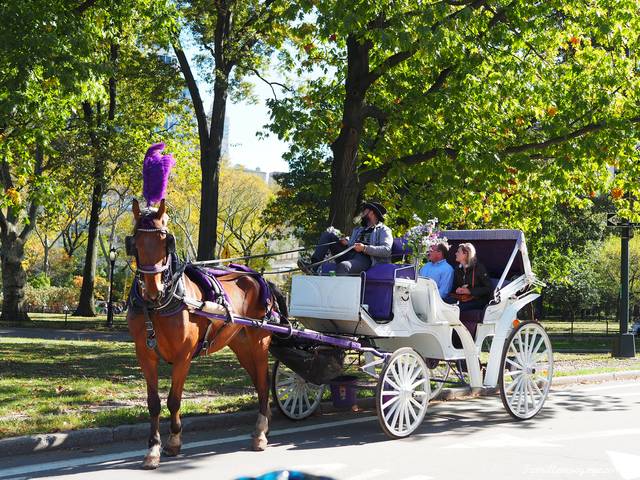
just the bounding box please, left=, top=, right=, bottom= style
left=126, top=225, right=234, bottom=361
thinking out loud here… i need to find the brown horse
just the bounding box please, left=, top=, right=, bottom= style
left=126, top=198, right=273, bottom=469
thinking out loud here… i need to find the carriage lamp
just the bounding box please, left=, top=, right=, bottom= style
left=106, top=247, right=118, bottom=329
left=63, top=305, right=69, bottom=326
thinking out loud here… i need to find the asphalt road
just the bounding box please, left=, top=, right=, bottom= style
left=1, top=381, right=639, bottom=480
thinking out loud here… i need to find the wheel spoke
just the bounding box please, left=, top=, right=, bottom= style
left=283, top=393, right=294, bottom=410
left=530, top=336, right=545, bottom=361
left=530, top=378, right=544, bottom=398
left=382, top=395, right=400, bottom=410
left=384, top=375, right=402, bottom=392
left=509, top=343, right=526, bottom=367
left=406, top=400, right=418, bottom=424
left=384, top=396, right=401, bottom=422
left=382, top=390, right=401, bottom=397
left=408, top=361, right=423, bottom=385
left=503, top=368, right=523, bottom=378
left=277, top=377, right=296, bottom=387
left=515, top=380, right=525, bottom=413
left=505, top=357, right=523, bottom=370
left=411, top=377, right=427, bottom=390
left=398, top=404, right=405, bottom=432
left=409, top=396, right=425, bottom=410
left=390, top=400, right=402, bottom=429
left=390, top=362, right=403, bottom=387
left=508, top=375, right=525, bottom=407
left=504, top=373, right=522, bottom=394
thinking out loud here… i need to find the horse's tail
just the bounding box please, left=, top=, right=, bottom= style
left=267, top=280, right=289, bottom=324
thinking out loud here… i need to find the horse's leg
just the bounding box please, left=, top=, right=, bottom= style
left=163, top=357, right=191, bottom=457
left=138, top=352, right=162, bottom=469
left=230, top=328, right=272, bottom=451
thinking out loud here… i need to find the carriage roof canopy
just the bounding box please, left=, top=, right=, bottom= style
left=442, top=229, right=532, bottom=288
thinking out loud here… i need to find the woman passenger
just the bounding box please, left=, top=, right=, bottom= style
left=445, top=243, right=492, bottom=311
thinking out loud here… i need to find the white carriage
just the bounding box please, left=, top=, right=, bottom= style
left=272, top=229, right=553, bottom=438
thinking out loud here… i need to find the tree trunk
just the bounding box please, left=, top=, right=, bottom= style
left=0, top=232, right=29, bottom=322
left=197, top=72, right=228, bottom=260
left=74, top=175, right=104, bottom=316
left=43, top=240, right=50, bottom=278
left=75, top=43, right=117, bottom=315
left=329, top=36, right=371, bottom=233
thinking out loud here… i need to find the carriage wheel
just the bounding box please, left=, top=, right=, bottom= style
left=428, top=361, right=451, bottom=400
left=376, top=348, right=430, bottom=439
left=499, top=321, right=553, bottom=420
left=271, top=360, right=325, bottom=420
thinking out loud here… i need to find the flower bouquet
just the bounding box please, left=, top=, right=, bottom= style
left=404, top=215, right=448, bottom=265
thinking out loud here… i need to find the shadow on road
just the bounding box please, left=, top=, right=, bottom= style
left=14, top=386, right=633, bottom=479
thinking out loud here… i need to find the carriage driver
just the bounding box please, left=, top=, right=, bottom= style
left=298, top=201, right=393, bottom=275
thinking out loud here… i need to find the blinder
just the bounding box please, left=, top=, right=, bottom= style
left=125, top=233, right=176, bottom=257
left=125, top=235, right=136, bottom=256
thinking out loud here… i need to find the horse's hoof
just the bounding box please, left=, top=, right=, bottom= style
left=142, top=444, right=161, bottom=469
left=142, top=455, right=160, bottom=469
left=163, top=431, right=182, bottom=457
left=252, top=435, right=268, bottom=451
left=162, top=445, right=181, bottom=457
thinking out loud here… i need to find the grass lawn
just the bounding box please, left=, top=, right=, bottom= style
left=2, top=334, right=640, bottom=439
left=542, top=319, right=625, bottom=335
left=0, top=337, right=257, bottom=438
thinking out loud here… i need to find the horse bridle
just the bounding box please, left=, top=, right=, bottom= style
left=125, top=227, right=176, bottom=273
left=125, top=224, right=181, bottom=309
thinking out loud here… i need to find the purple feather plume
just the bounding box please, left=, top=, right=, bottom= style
left=142, top=142, right=175, bottom=205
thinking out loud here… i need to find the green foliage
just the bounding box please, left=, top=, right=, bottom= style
left=21, top=285, right=79, bottom=312
left=543, top=242, right=607, bottom=318
left=267, top=0, right=640, bottom=238
left=28, top=273, right=51, bottom=289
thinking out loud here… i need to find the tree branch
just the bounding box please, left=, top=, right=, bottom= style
left=360, top=148, right=458, bottom=185
left=247, top=67, right=291, bottom=100
left=362, top=104, right=389, bottom=122
left=173, top=45, right=210, bottom=144
left=503, top=116, right=640, bottom=155
left=364, top=50, right=417, bottom=90
left=426, top=67, right=452, bottom=94
left=19, top=144, right=45, bottom=241
left=74, top=0, right=98, bottom=14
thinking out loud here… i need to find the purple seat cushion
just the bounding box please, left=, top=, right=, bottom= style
left=363, top=264, right=415, bottom=320
left=391, top=237, right=412, bottom=262
left=320, top=263, right=337, bottom=274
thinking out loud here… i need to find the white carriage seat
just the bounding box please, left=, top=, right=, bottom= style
left=413, top=276, right=460, bottom=325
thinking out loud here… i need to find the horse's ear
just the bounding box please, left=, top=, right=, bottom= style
left=156, top=199, right=166, bottom=220
left=132, top=199, right=141, bottom=220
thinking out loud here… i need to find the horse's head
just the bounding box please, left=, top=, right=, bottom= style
left=126, top=198, right=176, bottom=303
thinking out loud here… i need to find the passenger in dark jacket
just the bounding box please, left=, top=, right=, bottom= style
left=445, top=243, right=492, bottom=311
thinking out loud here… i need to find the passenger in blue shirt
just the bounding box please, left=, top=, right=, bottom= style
left=419, top=243, right=454, bottom=299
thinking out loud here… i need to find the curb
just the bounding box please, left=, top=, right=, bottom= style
left=1, top=370, right=639, bottom=458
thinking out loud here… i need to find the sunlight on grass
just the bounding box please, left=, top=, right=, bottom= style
left=0, top=337, right=255, bottom=438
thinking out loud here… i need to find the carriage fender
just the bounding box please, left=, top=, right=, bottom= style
left=484, top=293, right=540, bottom=388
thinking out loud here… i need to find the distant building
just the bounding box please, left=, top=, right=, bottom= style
left=222, top=119, right=230, bottom=157
left=237, top=166, right=268, bottom=182
left=268, top=171, right=286, bottom=187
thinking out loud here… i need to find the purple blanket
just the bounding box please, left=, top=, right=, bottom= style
left=185, top=263, right=272, bottom=311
